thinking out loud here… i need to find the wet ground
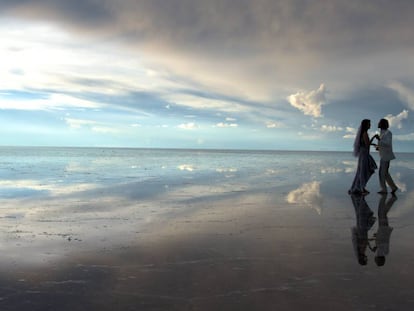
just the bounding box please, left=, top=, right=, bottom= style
left=1, top=149, right=413, bottom=310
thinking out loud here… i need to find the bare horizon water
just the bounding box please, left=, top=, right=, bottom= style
left=1, top=146, right=414, bottom=310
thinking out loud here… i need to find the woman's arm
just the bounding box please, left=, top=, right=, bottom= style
left=370, top=134, right=379, bottom=145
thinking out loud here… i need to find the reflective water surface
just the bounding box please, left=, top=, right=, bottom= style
left=1, top=147, right=414, bottom=310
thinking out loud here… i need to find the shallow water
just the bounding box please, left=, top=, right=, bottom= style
left=1, top=147, right=414, bottom=310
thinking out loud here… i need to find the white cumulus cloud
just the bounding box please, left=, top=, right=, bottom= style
left=385, top=110, right=408, bottom=129
left=287, top=84, right=327, bottom=118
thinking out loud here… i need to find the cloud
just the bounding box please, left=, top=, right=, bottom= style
left=215, top=122, right=238, bottom=128
left=320, top=125, right=343, bottom=132
left=287, top=84, right=327, bottom=118
left=177, top=122, right=198, bottom=130
left=286, top=181, right=323, bottom=214
left=395, top=133, right=414, bottom=141
left=90, top=126, right=120, bottom=134
left=0, top=93, right=101, bottom=111
left=385, top=110, right=408, bottom=129
left=266, top=121, right=284, bottom=129
left=4, top=1, right=414, bottom=101
left=343, top=127, right=357, bottom=139
left=65, top=118, right=98, bottom=129
left=165, top=93, right=251, bottom=113
left=65, top=117, right=121, bottom=134
left=2, top=1, right=414, bottom=151
left=388, top=82, right=414, bottom=111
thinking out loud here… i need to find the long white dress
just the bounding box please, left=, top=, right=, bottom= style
left=349, top=140, right=377, bottom=194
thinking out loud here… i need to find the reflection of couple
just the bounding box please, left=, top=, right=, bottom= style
left=348, top=118, right=398, bottom=195
left=351, top=193, right=397, bottom=266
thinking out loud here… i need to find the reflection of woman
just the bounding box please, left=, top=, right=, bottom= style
left=350, top=194, right=376, bottom=265
left=349, top=119, right=377, bottom=195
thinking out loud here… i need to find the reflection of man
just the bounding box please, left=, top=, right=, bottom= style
left=373, top=194, right=397, bottom=266
left=350, top=194, right=376, bottom=265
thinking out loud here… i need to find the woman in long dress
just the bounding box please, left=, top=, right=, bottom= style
left=349, top=119, right=377, bottom=195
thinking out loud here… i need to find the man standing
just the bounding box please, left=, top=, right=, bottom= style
left=375, top=119, right=398, bottom=194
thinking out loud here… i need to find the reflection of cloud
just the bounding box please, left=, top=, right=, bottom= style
left=394, top=172, right=407, bottom=192
left=343, top=160, right=356, bottom=173
left=0, top=179, right=97, bottom=195
left=178, top=164, right=195, bottom=171
left=266, top=169, right=280, bottom=175
left=321, top=167, right=343, bottom=174
left=395, top=189, right=414, bottom=218
left=286, top=181, right=323, bottom=214
left=216, top=168, right=237, bottom=173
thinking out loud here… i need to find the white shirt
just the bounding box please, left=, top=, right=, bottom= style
left=378, top=129, right=396, bottom=161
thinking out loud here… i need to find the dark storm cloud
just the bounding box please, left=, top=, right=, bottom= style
left=3, top=0, right=414, bottom=54
left=3, top=0, right=414, bottom=98
left=0, top=0, right=113, bottom=28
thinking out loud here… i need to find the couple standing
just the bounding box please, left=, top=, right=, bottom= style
left=351, top=191, right=397, bottom=266
left=349, top=118, right=398, bottom=195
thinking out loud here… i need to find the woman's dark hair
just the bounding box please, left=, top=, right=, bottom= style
left=360, top=119, right=371, bottom=133
left=378, top=118, right=389, bottom=130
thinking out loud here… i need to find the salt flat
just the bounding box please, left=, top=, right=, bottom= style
left=1, top=148, right=413, bottom=310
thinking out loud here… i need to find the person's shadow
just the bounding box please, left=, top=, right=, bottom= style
left=350, top=193, right=397, bottom=266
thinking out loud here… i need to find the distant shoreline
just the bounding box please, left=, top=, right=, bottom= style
left=0, top=145, right=362, bottom=154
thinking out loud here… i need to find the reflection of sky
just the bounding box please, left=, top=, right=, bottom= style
left=2, top=148, right=414, bottom=311
left=1, top=148, right=414, bottom=267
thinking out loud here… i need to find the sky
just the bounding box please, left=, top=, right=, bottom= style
left=1, top=0, right=414, bottom=151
